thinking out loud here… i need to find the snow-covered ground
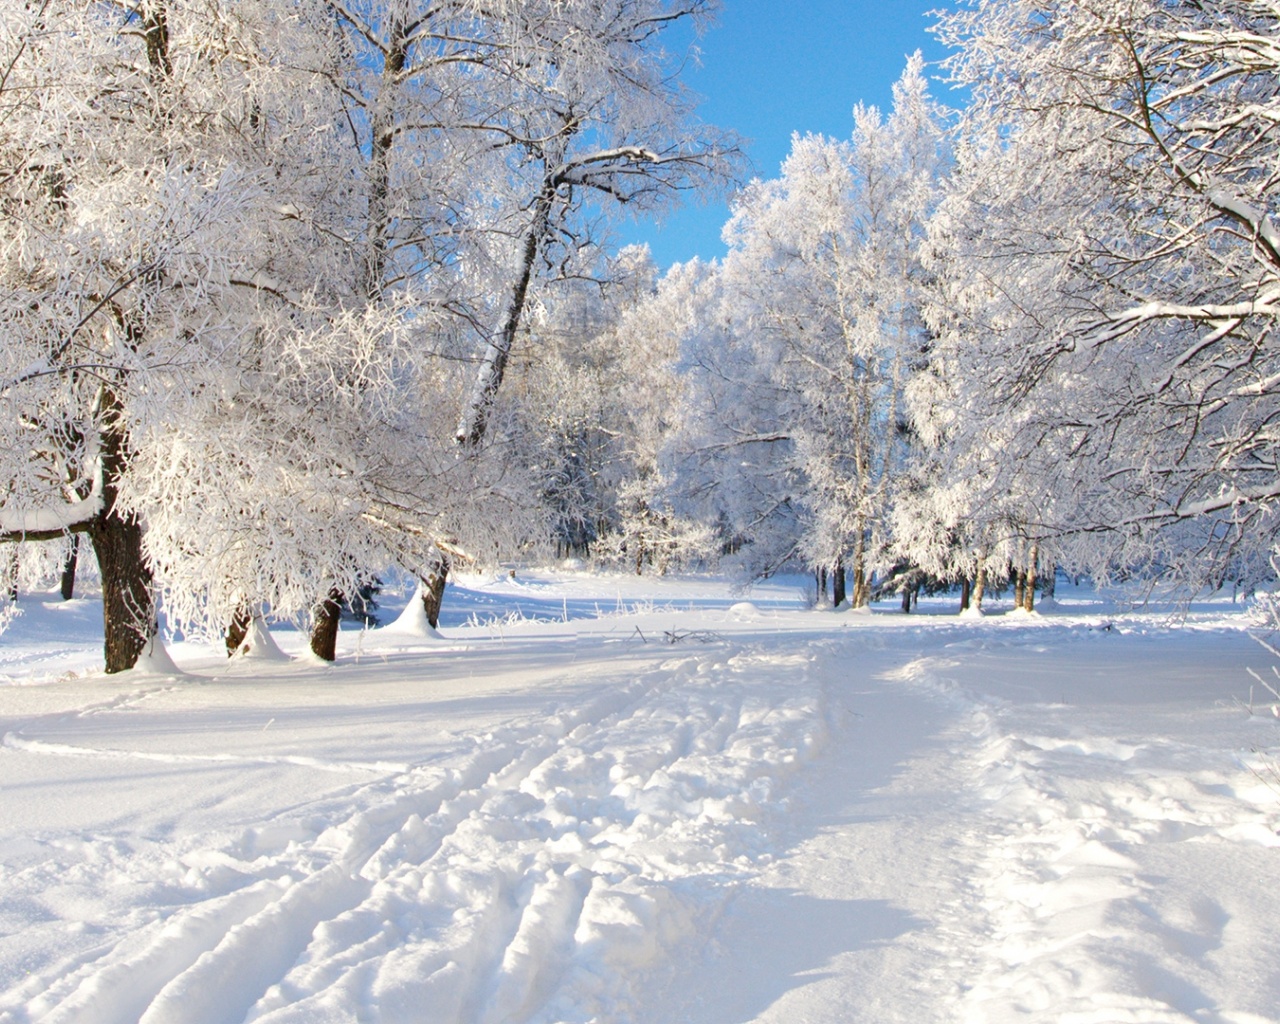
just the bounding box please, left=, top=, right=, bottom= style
left=1, top=572, right=1277, bottom=1023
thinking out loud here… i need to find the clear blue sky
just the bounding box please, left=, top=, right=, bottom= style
left=625, top=0, right=951, bottom=268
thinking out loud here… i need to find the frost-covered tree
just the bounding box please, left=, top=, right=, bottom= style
left=1, top=0, right=731, bottom=666
left=912, top=0, right=1280, bottom=593
left=453, top=0, right=742, bottom=447
left=671, top=58, right=948, bottom=601
left=0, top=1, right=309, bottom=670
left=507, top=246, right=713, bottom=572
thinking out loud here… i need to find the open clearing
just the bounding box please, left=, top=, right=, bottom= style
left=1, top=573, right=1277, bottom=1023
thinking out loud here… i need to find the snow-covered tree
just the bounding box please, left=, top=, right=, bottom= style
left=917, top=0, right=1280, bottom=593
left=670, top=57, right=949, bottom=600
left=0, top=1, right=311, bottom=669
left=453, top=0, right=743, bottom=447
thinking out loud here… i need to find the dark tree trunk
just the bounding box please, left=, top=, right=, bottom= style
left=817, top=566, right=827, bottom=605
left=457, top=189, right=555, bottom=446
left=60, top=535, right=79, bottom=600
left=310, top=591, right=342, bottom=661
left=833, top=561, right=846, bottom=607
left=88, top=509, right=154, bottom=674
left=421, top=553, right=450, bottom=629
left=225, top=604, right=251, bottom=656
left=86, top=387, right=156, bottom=673
left=959, top=576, right=971, bottom=612
left=901, top=584, right=911, bottom=613
left=5, top=548, right=17, bottom=601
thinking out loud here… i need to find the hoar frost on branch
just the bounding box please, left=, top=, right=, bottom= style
left=914, top=0, right=1280, bottom=593
left=664, top=56, right=949, bottom=604
left=0, top=0, right=732, bottom=668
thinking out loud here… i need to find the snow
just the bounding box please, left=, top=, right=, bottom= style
left=1, top=573, right=1278, bottom=1023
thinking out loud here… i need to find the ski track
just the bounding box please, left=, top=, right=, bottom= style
left=0, top=643, right=829, bottom=1024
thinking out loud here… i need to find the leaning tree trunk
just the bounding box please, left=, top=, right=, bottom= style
left=420, top=552, right=450, bottom=629
left=310, top=591, right=342, bottom=662
left=456, top=189, right=554, bottom=446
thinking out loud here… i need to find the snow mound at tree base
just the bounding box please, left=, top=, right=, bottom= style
left=233, top=616, right=290, bottom=661
left=381, top=589, right=444, bottom=640
left=126, top=638, right=182, bottom=677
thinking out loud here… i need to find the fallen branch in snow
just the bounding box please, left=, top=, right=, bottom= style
left=663, top=629, right=723, bottom=645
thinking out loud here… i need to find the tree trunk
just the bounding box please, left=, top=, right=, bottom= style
left=851, top=532, right=869, bottom=608
left=363, top=22, right=408, bottom=301
left=60, top=535, right=79, bottom=601
left=5, top=548, right=17, bottom=601
left=1042, top=562, right=1057, bottom=604
left=457, top=189, right=555, bottom=446
left=1014, top=570, right=1025, bottom=610
left=310, top=590, right=342, bottom=662
left=833, top=560, right=846, bottom=607
left=959, top=576, right=971, bottom=612
left=225, top=604, right=251, bottom=656
left=1024, top=543, right=1039, bottom=612
left=87, top=386, right=156, bottom=674
left=973, top=565, right=987, bottom=612
left=421, top=552, right=450, bottom=629
left=88, top=508, right=154, bottom=674
left=901, top=584, right=911, bottom=614
left=817, top=566, right=828, bottom=605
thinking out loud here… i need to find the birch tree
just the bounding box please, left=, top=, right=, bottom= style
left=674, top=58, right=948, bottom=600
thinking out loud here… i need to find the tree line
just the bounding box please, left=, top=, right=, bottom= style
left=6, top=0, right=1279, bottom=669
left=620, top=1, right=1280, bottom=615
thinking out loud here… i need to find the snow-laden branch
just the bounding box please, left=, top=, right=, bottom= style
left=0, top=459, right=103, bottom=543
left=1078, top=287, right=1280, bottom=348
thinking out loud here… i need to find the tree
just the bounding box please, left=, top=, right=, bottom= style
left=453, top=0, right=742, bottom=447
left=669, top=58, right=949, bottom=600
left=0, top=0, right=295, bottom=670
left=920, top=0, right=1280, bottom=591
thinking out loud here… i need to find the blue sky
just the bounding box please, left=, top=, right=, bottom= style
left=625, top=0, right=951, bottom=268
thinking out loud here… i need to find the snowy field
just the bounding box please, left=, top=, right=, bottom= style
left=1, top=571, right=1278, bottom=1024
